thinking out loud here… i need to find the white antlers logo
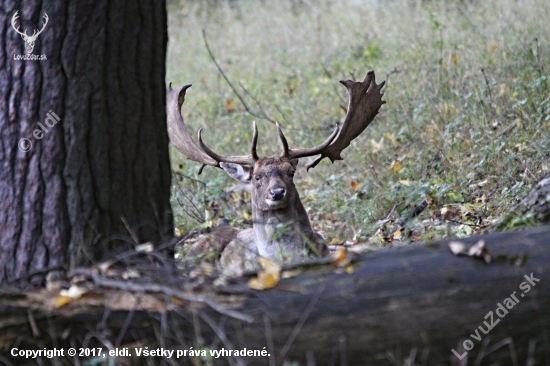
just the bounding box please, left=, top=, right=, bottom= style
left=11, top=11, right=49, bottom=55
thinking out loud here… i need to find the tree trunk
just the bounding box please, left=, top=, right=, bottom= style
left=0, top=1, right=172, bottom=283
left=1, top=226, right=549, bottom=365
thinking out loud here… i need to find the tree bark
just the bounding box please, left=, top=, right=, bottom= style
left=0, top=1, right=172, bottom=283
left=1, top=226, right=549, bottom=365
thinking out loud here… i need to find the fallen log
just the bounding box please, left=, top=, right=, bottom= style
left=1, top=225, right=549, bottom=365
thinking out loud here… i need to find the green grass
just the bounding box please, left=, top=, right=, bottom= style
left=167, top=0, right=549, bottom=245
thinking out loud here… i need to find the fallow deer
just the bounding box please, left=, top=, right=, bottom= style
left=168, top=71, right=385, bottom=275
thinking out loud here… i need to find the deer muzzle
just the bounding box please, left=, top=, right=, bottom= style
left=269, top=186, right=286, bottom=201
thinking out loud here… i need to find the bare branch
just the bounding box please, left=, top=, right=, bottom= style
left=202, top=29, right=274, bottom=123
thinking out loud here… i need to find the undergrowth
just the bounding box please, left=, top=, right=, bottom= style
left=167, top=0, right=549, bottom=246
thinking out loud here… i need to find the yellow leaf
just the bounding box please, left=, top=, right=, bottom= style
left=393, top=229, right=402, bottom=239
left=248, top=257, right=282, bottom=290
left=258, top=257, right=281, bottom=274
left=332, top=247, right=351, bottom=267
left=243, top=211, right=251, bottom=219
left=54, top=295, right=74, bottom=308
left=350, top=181, right=361, bottom=192
left=345, top=264, right=354, bottom=274
left=330, top=237, right=344, bottom=245
left=449, top=53, right=459, bottom=65
left=384, top=133, right=397, bottom=145
left=248, top=272, right=279, bottom=290
left=224, top=99, right=236, bottom=113
left=390, top=159, right=403, bottom=174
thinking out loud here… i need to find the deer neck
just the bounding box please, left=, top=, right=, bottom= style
left=251, top=194, right=315, bottom=261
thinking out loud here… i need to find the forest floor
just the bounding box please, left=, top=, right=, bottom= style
left=166, top=0, right=549, bottom=253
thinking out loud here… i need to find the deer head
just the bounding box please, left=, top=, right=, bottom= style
left=167, top=71, right=385, bottom=262
left=11, top=11, right=49, bottom=55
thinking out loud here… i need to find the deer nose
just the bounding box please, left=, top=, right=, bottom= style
left=269, top=187, right=286, bottom=201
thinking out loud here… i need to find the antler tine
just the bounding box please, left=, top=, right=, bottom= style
left=276, top=122, right=290, bottom=156
left=251, top=121, right=259, bottom=160
left=305, top=70, right=385, bottom=171
left=197, top=129, right=257, bottom=167
left=279, top=123, right=339, bottom=161
left=167, top=84, right=218, bottom=174
left=167, top=83, right=259, bottom=174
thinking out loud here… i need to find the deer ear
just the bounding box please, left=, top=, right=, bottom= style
left=220, top=162, right=251, bottom=182
left=290, top=159, right=299, bottom=169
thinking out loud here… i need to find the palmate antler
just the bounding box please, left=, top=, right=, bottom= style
left=167, top=71, right=385, bottom=173
left=299, top=70, right=386, bottom=170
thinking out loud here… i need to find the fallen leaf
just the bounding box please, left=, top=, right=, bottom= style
left=371, top=138, right=384, bottom=153
left=136, top=242, right=154, bottom=252
left=248, top=257, right=282, bottom=290
left=330, top=237, right=344, bottom=245
left=332, top=247, right=351, bottom=267
left=390, top=159, right=403, bottom=174
left=224, top=99, right=236, bottom=113
left=393, top=229, right=402, bottom=240
left=55, top=285, right=88, bottom=308
left=350, top=181, right=361, bottom=192
left=448, top=240, right=491, bottom=263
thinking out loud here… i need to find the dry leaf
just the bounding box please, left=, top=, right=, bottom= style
left=122, top=269, right=140, bottom=280
left=55, top=285, right=87, bottom=308
left=248, top=272, right=279, bottom=290
left=248, top=257, right=282, bottom=290
left=393, top=229, right=402, bottom=240
left=390, top=159, right=403, bottom=173
left=448, top=241, right=467, bottom=255
left=332, top=247, right=351, bottom=267
left=281, top=269, right=302, bottom=279
left=371, top=138, right=384, bottom=153
left=224, top=99, right=236, bottom=113
left=330, top=237, right=344, bottom=245
left=448, top=240, right=491, bottom=263
left=136, top=242, right=154, bottom=252
left=54, top=295, right=74, bottom=308
left=350, top=181, right=361, bottom=192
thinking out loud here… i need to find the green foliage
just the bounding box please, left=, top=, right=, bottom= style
left=167, top=0, right=549, bottom=242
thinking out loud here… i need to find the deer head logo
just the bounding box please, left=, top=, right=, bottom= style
left=11, top=11, right=49, bottom=55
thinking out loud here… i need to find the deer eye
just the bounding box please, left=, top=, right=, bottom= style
left=289, top=171, right=295, bottom=177
left=255, top=175, right=261, bottom=181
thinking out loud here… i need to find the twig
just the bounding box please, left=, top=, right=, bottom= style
left=91, top=272, right=253, bottom=323
left=121, top=216, right=140, bottom=244
left=277, top=286, right=325, bottom=364
left=385, top=201, right=404, bottom=221
left=445, top=219, right=483, bottom=228
left=200, top=312, right=245, bottom=366
left=238, top=80, right=276, bottom=123
left=263, top=314, right=276, bottom=366
left=202, top=29, right=273, bottom=123
left=481, top=68, right=499, bottom=125
left=172, top=171, right=205, bottom=224
left=273, top=104, right=291, bottom=125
